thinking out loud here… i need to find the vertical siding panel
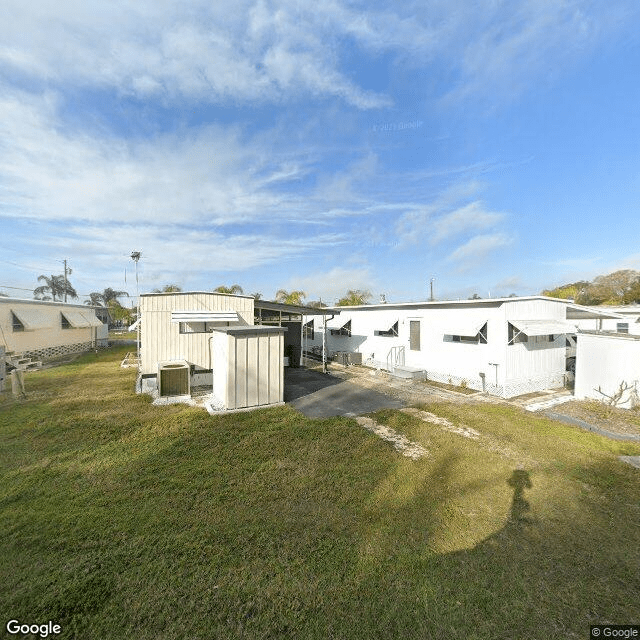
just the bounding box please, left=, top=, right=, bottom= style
left=258, top=334, right=269, bottom=405
left=247, top=336, right=258, bottom=407
left=227, top=335, right=236, bottom=409
left=236, top=336, right=247, bottom=408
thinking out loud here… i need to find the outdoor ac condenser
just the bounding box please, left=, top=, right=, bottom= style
left=158, top=361, right=190, bottom=397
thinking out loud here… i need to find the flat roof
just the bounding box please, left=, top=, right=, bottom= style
left=255, top=300, right=338, bottom=316
left=213, top=326, right=287, bottom=335
left=579, top=330, right=640, bottom=341
left=140, top=290, right=254, bottom=300
left=321, top=295, right=568, bottom=311
left=0, top=296, right=102, bottom=311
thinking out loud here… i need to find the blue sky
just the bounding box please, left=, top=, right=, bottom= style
left=1, top=0, right=639, bottom=305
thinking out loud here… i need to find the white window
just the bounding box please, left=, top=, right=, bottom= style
left=375, top=321, right=398, bottom=337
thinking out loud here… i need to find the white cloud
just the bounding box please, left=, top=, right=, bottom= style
left=447, top=233, right=513, bottom=267
left=287, top=266, right=375, bottom=303
left=430, top=201, right=503, bottom=244
left=2, top=0, right=633, bottom=110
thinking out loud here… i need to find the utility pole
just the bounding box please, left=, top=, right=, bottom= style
left=430, top=277, right=435, bottom=302
left=63, top=259, right=68, bottom=302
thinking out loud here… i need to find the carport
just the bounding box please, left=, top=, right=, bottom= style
left=254, top=301, right=339, bottom=370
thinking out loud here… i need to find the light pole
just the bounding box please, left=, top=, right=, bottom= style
left=131, top=251, right=141, bottom=370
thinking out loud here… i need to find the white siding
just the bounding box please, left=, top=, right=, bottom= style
left=304, top=297, right=572, bottom=398
left=211, top=329, right=284, bottom=410
left=575, top=332, right=640, bottom=408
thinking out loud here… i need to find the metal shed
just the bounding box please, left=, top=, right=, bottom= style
left=211, top=325, right=286, bottom=411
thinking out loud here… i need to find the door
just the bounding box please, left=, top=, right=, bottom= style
left=409, top=320, right=421, bottom=351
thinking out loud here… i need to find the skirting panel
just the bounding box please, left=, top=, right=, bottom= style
left=20, top=341, right=94, bottom=361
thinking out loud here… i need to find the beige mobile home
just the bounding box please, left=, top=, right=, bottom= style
left=140, top=292, right=295, bottom=410
left=0, top=297, right=105, bottom=367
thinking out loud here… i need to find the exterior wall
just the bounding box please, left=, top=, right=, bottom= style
left=140, top=292, right=254, bottom=374
left=212, top=329, right=284, bottom=410
left=502, top=299, right=568, bottom=396
left=0, top=299, right=102, bottom=358
left=575, top=332, right=640, bottom=408
left=304, top=297, right=571, bottom=398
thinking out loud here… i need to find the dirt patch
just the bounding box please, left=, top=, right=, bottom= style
left=551, top=400, right=640, bottom=438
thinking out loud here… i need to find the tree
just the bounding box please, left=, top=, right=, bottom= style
left=34, top=274, right=77, bottom=302
left=468, top=293, right=481, bottom=300
left=307, top=300, right=328, bottom=308
left=623, top=277, right=640, bottom=304
left=85, top=288, right=129, bottom=306
left=275, top=289, right=306, bottom=305
left=152, top=284, right=182, bottom=293
left=0, top=291, right=8, bottom=297
left=337, top=289, right=371, bottom=306
left=214, top=284, right=244, bottom=295
left=250, top=292, right=263, bottom=300
left=542, top=281, right=590, bottom=302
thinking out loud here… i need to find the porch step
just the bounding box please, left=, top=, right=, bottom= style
left=390, top=365, right=426, bottom=380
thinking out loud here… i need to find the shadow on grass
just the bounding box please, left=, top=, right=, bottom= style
left=2, top=363, right=639, bottom=640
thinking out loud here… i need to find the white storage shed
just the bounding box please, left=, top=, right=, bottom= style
left=574, top=331, right=640, bottom=408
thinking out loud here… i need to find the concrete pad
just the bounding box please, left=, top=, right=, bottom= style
left=285, top=368, right=404, bottom=418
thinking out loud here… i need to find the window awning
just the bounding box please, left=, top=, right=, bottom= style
left=445, top=319, right=487, bottom=337
left=510, top=319, right=576, bottom=336
left=62, top=309, right=103, bottom=328
left=11, top=308, right=54, bottom=330
left=171, top=310, right=240, bottom=323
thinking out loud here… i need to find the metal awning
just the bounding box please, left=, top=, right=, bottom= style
left=444, top=319, right=487, bottom=337
left=62, top=309, right=103, bottom=328
left=11, top=308, right=54, bottom=330
left=510, top=319, right=576, bottom=336
left=171, top=311, right=240, bottom=323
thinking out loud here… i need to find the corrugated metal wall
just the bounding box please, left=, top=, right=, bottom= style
left=212, top=330, right=284, bottom=410
left=140, top=293, right=254, bottom=373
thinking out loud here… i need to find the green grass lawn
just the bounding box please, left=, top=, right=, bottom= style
left=1, top=347, right=639, bottom=639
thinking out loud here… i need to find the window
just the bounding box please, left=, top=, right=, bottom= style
left=548, top=334, right=555, bottom=342
left=409, top=320, right=420, bottom=351
left=375, top=321, right=398, bottom=337
left=179, top=321, right=228, bottom=333
left=617, top=322, right=629, bottom=334
left=303, top=320, right=314, bottom=340
left=330, top=319, right=351, bottom=337
left=508, top=322, right=527, bottom=345
left=11, top=312, right=24, bottom=332
left=450, top=323, right=488, bottom=344
left=61, top=313, right=71, bottom=329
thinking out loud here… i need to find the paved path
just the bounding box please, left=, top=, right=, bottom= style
left=285, top=368, right=405, bottom=418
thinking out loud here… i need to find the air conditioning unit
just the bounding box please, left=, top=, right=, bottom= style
left=348, top=352, right=362, bottom=365
left=158, top=361, right=190, bottom=397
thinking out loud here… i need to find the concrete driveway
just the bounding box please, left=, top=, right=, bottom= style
left=284, top=367, right=405, bottom=418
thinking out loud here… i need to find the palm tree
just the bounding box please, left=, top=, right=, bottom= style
left=250, top=292, right=263, bottom=300
left=85, top=288, right=129, bottom=306
left=336, top=289, right=371, bottom=306
left=214, top=284, right=244, bottom=295
left=34, top=274, right=78, bottom=302
left=84, top=293, right=104, bottom=306
left=152, top=284, right=182, bottom=293
left=275, top=289, right=306, bottom=305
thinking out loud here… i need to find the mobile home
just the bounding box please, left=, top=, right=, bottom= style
left=304, top=296, right=615, bottom=398
left=0, top=297, right=105, bottom=366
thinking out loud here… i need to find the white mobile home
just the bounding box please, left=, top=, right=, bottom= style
left=0, top=297, right=105, bottom=365
left=304, top=296, right=615, bottom=398
left=574, top=331, right=640, bottom=408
